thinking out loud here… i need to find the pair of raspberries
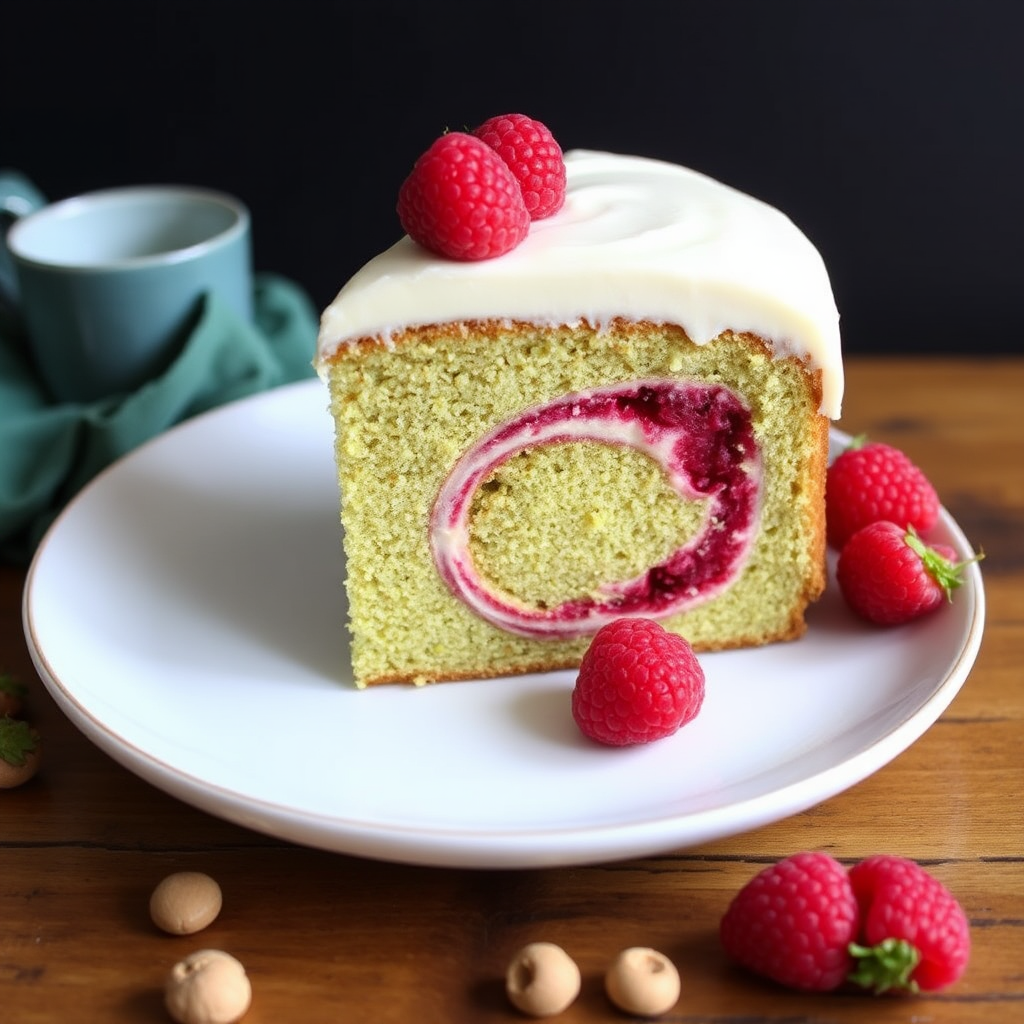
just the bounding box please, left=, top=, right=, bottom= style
left=827, top=438, right=974, bottom=624
left=397, top=113, right=566, bottom=261
left=721, top=851, right=970, bottom=994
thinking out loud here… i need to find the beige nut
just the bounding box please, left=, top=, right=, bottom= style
left=604, top=946, right=680, bottom=1017
left=151, top=872, right=223, bottom=935
left=165, top=949, right=251, bottom=1024
left=506, top=941, right=581, bottom=1017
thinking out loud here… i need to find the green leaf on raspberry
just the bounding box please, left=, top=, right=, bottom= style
left=905, top=528, right=983, bottom=602
left=0, top=717, right=40, bottom=767
left=847, top=937, right=921, bottom=994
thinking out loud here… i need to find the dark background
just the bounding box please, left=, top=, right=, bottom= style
left=3, top=0, right=1021, bottom=355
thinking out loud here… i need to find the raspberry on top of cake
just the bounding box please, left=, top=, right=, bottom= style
left=316, top=145, right=843, bottom=687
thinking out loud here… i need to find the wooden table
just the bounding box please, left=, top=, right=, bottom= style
left=2, top=357, right=1022, bottom=1023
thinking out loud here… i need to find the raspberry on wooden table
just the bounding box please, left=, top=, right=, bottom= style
left=826, top=437, right=940, bottom=549
left=472, top=113, right=566, bottom=220
left=848, top=855, right=971, bottom=993
left=719, top=852, right=859, bottom=992
left=397, top=132, right=530, bottom=261
left=570, top=617, right=704, bottom=746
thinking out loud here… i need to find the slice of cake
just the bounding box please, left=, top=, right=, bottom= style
left=316, top=149, right=843, bottom=687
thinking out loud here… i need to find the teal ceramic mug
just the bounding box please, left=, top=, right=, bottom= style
left=0, top=171, right=252, bottom=403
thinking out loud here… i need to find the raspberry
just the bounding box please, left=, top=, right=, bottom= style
left=848, top=855, right=971, bottom=993
left=826, top=437, right=940, bottom=549
left=397, top=132, right=530, bottom=261
left=570, top=618, right=704, bottom=746
left=836, top=522, right=970, bottom=625
left=720, top=852, right=859, bottom=991
left=472, top=113, right=566, bottom=220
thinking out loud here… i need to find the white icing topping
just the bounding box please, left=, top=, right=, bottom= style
left=317, top=150, right=843, bottom=418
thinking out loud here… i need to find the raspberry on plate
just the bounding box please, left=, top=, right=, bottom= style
left=397, top=132, right=530, bottom=261
left=472, top=113, right=566, bottom=220
left=848, top=855, right=971, bottom=993
left=720, top=852, right=859, bottom=991
left=826, top=437, right=940, bottom=549
left=836, top=522, right=971, bottom=625
left=570, top=617, right=704, bottom=746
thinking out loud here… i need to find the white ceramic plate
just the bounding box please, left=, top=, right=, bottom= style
left=23, top=380, right=985, bottom=868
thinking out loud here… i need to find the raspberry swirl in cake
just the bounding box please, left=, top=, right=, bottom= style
left=430, top=379, right=761, bottom=638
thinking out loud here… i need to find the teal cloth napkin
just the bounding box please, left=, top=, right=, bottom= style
left=0, top=273, right=319, bottom=563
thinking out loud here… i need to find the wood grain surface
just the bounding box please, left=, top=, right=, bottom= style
left=2, top=357, right=1022, bottom=1023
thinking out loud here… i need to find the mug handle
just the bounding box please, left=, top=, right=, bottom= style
left=0, top=169, right=48, bottom=309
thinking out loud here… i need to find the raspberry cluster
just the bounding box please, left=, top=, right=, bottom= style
left=826, top=436, right=978, bottom=624
left=397, top=113, right=566, bottom=261
left=720, top=851, right=970, bottom=994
